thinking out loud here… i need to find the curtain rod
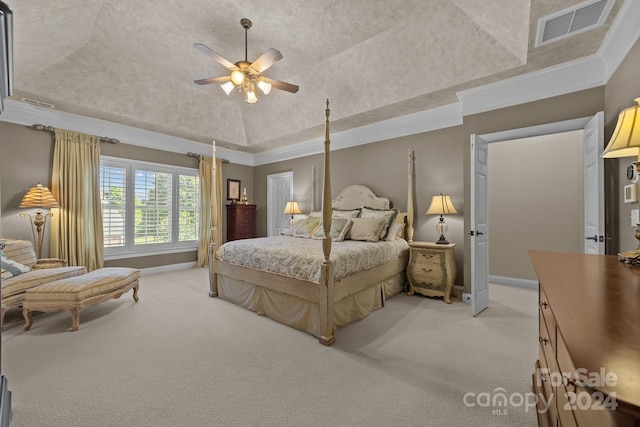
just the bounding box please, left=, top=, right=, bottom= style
left=186, top=152, right=229, bottom=163
left=31, top=124, right=119, bottom=144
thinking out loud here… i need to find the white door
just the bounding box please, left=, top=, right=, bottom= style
left=267, top=172, right=293, bottom=236
left=470, top=134, right=489, bottom=316
left=583, top=112, right=605, bottom=254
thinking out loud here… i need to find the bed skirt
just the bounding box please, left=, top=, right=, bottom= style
left=217, top=270, right=406, bottom=338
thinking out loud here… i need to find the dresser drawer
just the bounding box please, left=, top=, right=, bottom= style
left=539, top=289, right=556, bottom=351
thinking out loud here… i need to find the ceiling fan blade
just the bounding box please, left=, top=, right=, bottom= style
left=250, top=48, right=283, bottom=74
left=193, top=43, right=236, bottom=70
left=260, top=77, right=299, bottom=93
left=194, top=76, right=231, bottom=85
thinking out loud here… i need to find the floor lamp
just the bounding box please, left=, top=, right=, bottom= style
left=19, top=183, right=60, bottom=259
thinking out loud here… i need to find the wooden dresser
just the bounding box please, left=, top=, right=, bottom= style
left=406, top=242, right=456, bottom=303
left=529, top=251, right=640, bottom=427
left=226, top=204, right=256, bottom=241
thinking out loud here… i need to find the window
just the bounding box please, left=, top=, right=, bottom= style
left=100, top=156, right=199, bottom=259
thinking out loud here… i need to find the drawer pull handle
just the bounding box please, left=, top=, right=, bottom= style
left=562, top=375, right=577, bottom=391
left=538, top=336, right=549, bottom=345
left=539, top=301, right=548, bottom=309
left=422, top=268, right=433, bottom=273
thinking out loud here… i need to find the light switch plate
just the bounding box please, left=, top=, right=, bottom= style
left=632, top=209, right=639, bottom=226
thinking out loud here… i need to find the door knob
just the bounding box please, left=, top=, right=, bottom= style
left=585, top=235, right=598, bottom=241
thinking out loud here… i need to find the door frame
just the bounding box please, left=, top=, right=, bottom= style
left=266, top=171, right=293, bottom=236
left=467, top=114, right=604, bottom=307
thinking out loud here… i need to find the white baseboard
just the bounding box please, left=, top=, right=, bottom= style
left=139, top=262, right=197, bottom=276
left=488, top=275, right=538, bottom=289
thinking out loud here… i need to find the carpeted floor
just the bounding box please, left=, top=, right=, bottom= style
left=2, top=267, right=539, bottom=427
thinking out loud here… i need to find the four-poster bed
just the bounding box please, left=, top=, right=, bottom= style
left=208, top=100, right=415, bottom=345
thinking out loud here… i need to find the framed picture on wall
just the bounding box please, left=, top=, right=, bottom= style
left=227, top=179, right=241, bottom=201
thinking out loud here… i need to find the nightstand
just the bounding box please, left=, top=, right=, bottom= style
left=406, top=242, right=456, bottom=303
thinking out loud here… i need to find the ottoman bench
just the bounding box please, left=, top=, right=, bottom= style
left=22, top=267, right=140, bottom=331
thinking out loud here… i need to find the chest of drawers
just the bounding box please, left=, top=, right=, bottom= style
left=530, top=250, right=640, bottom=427
left=406, top=242, right=456, bottom=303
left=226, top=204, right=256, bottom=241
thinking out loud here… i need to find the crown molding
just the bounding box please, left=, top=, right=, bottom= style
left=457, top=55, right=606, bottom=116
left=253, top=102, right=463, bottom=166
left=0, top=98, right=252, bottom=165
left=599, top=0, right=640, bottom=81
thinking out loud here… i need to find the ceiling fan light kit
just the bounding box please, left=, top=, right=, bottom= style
left=194, top=18, right=298, bottom=104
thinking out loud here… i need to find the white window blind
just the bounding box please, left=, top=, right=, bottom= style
left=135, top=169, right=172, bottom=245
left=100, top=156, right=199, bottom=259
left=100, top=165, right=126, bottom=248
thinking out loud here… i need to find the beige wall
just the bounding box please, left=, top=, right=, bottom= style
left=488, top=131, right=584, bottom=281
left=254, top=126, right=466, bottom=283
left=0, top=120, right=253, bottom=268
left=604, top=36, right=640, bottom=254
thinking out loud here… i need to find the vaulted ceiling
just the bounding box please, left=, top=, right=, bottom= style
left=5, top=0, right=623, bottom=153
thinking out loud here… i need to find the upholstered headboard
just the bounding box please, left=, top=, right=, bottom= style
left=332, top=185, right=391, bottom=210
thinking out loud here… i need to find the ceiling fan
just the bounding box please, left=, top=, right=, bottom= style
left=193, top=18, right=299, bottom=104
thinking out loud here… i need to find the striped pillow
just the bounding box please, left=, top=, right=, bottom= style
left=1, top=253, right=31, bottom=279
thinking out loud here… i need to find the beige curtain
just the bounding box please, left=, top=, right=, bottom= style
left=50, top=128, right=104, bottom=271
left=197, top=156, right=223, bottom=266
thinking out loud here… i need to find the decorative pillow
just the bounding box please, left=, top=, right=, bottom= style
left=385, top=222, right=405, bottom=241
left=312, top=218, right=353, bottom=241
left=283, top=218, right=306, bottom=236
left=346, top=217, right=386, bottom=242
left=1, top=253, right=31, bottom=280
left=308, top=211, right=322, bottom=218
left=294, top=216, right=322, bottom=238
left=331, top=208, right=361, bottom=219
left=359, top=207, right=399, bottom=240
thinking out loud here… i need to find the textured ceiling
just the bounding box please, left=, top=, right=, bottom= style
left=5, top=0, right=620, bottom=153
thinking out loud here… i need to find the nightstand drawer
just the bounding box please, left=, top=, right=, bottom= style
left=411, top=268, right=447, bottom=289
left=415, top=250, right=445, bottom=266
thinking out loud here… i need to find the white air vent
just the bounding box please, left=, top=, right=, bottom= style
left=536, top=0, right=614, bottom=47
left=21, top=97, right=55, bottom=108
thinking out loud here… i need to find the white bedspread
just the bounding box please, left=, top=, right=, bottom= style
left=216, top=236, right=409, bottom=283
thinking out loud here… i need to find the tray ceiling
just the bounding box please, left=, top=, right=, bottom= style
left=5, top=0, right=621, bottom=153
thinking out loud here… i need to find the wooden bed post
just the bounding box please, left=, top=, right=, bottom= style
left=319, top=99, right=335, bottom=346
left=406, top=150, right=415, bottom=243
left=209, top=140, right=219, bottom=297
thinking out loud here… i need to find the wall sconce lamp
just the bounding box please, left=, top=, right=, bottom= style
left=19, top=183, right=60, bottom=259
left=426, top=193, right=457, bottom=244
left=283, top=201, right=302, bottom=226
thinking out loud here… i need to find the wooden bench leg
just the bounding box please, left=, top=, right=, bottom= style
left=23, top=307, right=33, bottom=331
left=70, top=307, right=80, bottom=331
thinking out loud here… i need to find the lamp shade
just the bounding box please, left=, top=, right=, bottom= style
left=283, top=201, right=302, bottom=215
left=602, top=98, right=640, bottom=159
left=425, top=194, right=457, bottom=215
left=19, top=183, right=60, bottom=209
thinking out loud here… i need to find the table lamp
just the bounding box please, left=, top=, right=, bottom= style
left=283, top=201, right=301, bottom=226
left=425, top=193, right=457, bottom=244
